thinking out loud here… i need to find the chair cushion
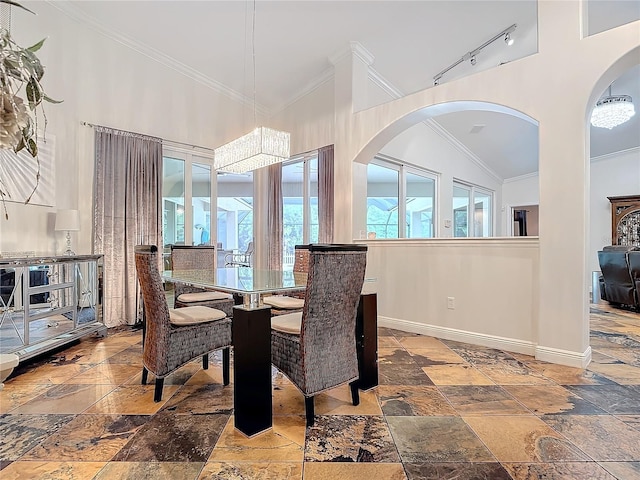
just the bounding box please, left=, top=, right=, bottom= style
left=169, top=306, right=226, bottom=326
left=263, top=295, right=305, bottom=309
left=271, top=311, right=302, bottom=335
left=177, top=291, right=233, bottom=303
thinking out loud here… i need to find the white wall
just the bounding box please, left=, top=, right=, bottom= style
left=270, top=80, right=335, bottom=157
left=502, top=174, right=540, bottom=236
left=502, top=147, right=640, bottom=291
left=590, top=148, right=640, bottom=274
left=365, top=238, right=540, bottom=355
left=337, top=2, right=638, bottom=366
left=0, top=1, right=250, bottom=255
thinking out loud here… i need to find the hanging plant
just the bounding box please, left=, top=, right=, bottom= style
left=0, top=0, right=61, bottom=218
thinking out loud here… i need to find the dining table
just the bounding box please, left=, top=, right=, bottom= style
left=162, top=266, right=378, bottom=437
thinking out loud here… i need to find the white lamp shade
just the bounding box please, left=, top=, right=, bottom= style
left=55, top=209, right=80, bottom=231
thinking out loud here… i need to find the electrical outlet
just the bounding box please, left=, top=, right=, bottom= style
left=447, top=296, right=455, bottom=309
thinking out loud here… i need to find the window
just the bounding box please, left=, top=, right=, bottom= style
left=163, top=150, right=214, bottom=248
left=162, top=147, right=255, bottom=268
left=217, top=172, right=254, bottom=259
left=192, top=163, right=212, bottom=245
left=162, top=156, right=186, bottom=246
left=406, top=170, right=435, bottom=238
left=453, top=181, right=493, bottom=237
left=367, top=157, right=436, bottom=239
left=367, top=162, right=399, bottom=238
left=282, top=152, right=318, bottom=267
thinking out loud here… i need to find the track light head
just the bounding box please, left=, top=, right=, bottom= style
left=470, top=55, right=477, bottom=66
left=505, top=32, right=514, bottom=46
left=434, top=77, right=440, bottom=86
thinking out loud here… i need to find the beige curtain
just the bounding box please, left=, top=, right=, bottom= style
left=93, top=126, right=162, bottom=327
left=267, top=162, right=283, bottom=270
left=318, top=144, right=334, bottom=243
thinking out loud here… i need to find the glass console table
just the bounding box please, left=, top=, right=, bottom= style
left=0, top=254, right=106, bottom=361
left=163, top=267, right=378, bottom=437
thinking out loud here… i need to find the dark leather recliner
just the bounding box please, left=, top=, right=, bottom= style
left=598, top=246, right=640, bottom=308
left=629, top=252, right=640, bottom=305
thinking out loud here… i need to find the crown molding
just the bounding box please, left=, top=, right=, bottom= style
left=503, top=171, right=539, bottom=183
left=368, top=69, right=404, bottom=99
left=270, top=67, right=335, bottom=117
left=46, top=0, right=269, bottom=117
left=502, top=145, right=640, bottom=182
left=273, top=42, right=375, bottom=116
left=328, top=41, right=375, bottom=67
left=426, top=119, right=503, bottom=182
left=367, top=68, right=503, bottom=183
left=590, top=145, right=640, bottom=163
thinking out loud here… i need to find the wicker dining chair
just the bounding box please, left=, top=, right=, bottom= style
left=135, top=245, right=232, bottom=402
left=170, top=245, right=234, bottom=317
left=263, top=244, right=310, bottom=315
left=270, top=244, right=367, bottom=426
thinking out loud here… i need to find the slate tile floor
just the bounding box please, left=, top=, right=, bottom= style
left=1, top=303, right=639, bottom=479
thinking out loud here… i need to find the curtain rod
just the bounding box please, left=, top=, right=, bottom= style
left=80, top=121, right=215, bottom=153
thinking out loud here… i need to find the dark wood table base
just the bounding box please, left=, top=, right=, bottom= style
left=356, top=293, right=378, bottom=390
left=232, top=305, right=273, bottom=437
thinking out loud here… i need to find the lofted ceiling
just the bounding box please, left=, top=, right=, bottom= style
left=55, top=0, right=640, bottom=181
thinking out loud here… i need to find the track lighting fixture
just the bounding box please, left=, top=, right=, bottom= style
left=505, top=32, right=514, bottom=46
left=433, top=23, right=516, bottom=85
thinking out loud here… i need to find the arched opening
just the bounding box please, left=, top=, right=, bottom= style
left=352, top=101, right=539, bottom=240
left=587, top=48, right=640, bottom=312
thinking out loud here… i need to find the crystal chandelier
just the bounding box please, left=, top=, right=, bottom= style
left=214, top=1, right=290, bottom=174
left=591, top=86, right=636, bottom=130
left=214, top=127, right=290, bottom=174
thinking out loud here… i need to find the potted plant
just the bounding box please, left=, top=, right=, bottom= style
left=0, top=0, right=61, bottom=217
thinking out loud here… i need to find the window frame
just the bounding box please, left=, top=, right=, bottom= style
left=367, top=155, right=439, bottom=239
left=162, top=146, right=216, bottom=247
left=452, top=179, right=494, bottom=238
left=281, top=151, right=318, bottom=264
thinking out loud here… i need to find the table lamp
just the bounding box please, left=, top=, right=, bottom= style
left=55, top=209, right=80, bottom=255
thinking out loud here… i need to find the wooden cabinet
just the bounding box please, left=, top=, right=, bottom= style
left=608, top=195, right=640, bottom=246
left=0, top=254, right=105, bottom=361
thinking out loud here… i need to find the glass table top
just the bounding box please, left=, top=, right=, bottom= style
left=162, top=267, right=307, bottom=296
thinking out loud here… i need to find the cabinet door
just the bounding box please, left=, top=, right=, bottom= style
left=1, top=267, right=23, bottom=350
left=609, top=195, right=640, bottom=246
left=74, top=261, right=102, bottom=325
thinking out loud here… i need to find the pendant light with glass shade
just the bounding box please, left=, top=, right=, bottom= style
left=214, top=1, right=290, bottom=174
left=591, top=85, right=636, bottom=130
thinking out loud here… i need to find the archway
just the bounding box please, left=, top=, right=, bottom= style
left=351, top=101, right=539, bottom=240
left=587, top=48, right=640, bottom=307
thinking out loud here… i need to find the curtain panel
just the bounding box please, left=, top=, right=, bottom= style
left=318, top=145, right=334, bottom=243
left=93, top=126, right=162, bottom=327
left=267, top=162, right=283, bottom=270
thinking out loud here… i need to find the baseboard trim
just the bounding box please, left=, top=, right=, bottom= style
left=379, top=316, right=536, bottom=356
left=379, top=316, right=592, bottom=367
left=535, top=345, right=592, bottom=369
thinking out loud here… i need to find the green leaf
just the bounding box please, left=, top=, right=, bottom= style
left=0, top=0, right=35, bottom=14
left=14, top=136, right=25, bottom=153
left=26, top=77, right=42, bottom=107
left=43, top=95, right=63, bottom=104
left=26, top=38, right=46, bottom=53
left=26, top=138, right=37, bottom=157
left=19, top=50, right=44, bottom=80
